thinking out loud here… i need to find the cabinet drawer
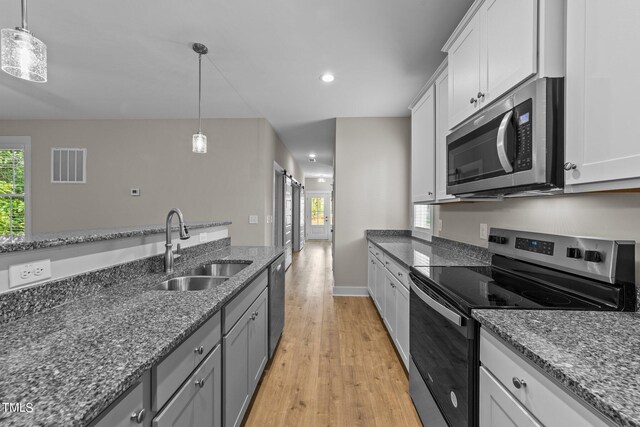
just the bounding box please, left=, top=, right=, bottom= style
left=93, top=381, right=144, bottom=427
left=153, top=312, right=221, bottom=411
left=371, top=245, right=385, bottom=263
left=384, top=256, right=408, bottom=289
left=153, top=343, right=222, bottom=427
left=224, top=270, right=268, bottom=335
left=480, top=328, right=613, bottom=427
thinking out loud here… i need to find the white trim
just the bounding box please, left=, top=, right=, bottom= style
left=0, top=136, right=32, bottom=238
left=332, top=286, right=369, bottom=297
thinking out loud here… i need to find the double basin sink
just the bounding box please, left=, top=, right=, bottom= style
left=156, top=262, right=251, bottom=291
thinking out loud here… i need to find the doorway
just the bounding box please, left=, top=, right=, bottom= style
left=305, top=191, right=332, bottom=240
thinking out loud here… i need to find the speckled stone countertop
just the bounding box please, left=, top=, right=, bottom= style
left=366, top=231, right=490, bottom=268
left=0, top=221, right=231, bottom=254
left=0, top=245, right=282, bottom=426
left=474, top=310, right=640, bottom=427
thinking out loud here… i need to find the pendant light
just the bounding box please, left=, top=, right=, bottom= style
left=192, top=43, right=208, bottom=154
left=1, top=0, right=47, bottom=83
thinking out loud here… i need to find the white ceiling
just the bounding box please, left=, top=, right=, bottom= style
left=0, top=0, right=473, bottom=178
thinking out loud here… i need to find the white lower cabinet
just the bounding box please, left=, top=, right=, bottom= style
left=153, top=344, right=222, bottom=427
left=479, top=367, right=541, bottom=427
left=366, top=241, right=410, bottom=371
left=480, top=328, right=613, bottom=427
left=223, top=287, right=269, bottom=427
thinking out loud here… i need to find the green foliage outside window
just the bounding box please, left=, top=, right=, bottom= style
left=0, top=150, right=26, bottom=236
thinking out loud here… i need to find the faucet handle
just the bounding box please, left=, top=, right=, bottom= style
left=174, top=243, right=182, bottom=259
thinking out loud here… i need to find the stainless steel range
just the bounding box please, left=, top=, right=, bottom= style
left=408, top=228, right=636, bottom=427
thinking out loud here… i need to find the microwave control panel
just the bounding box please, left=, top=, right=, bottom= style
left=514, top=99, right=533, bottom=172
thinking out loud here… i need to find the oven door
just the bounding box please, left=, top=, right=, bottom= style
left=410, top=274, right=477, bottom=427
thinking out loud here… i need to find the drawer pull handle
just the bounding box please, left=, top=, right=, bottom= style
left=130, top=409, right=145, bottom=424
left=512, top=377, right=527, bottom=389
left=195, top=378, right=205, bottom=388
left=194, top=345, right=204, bottom=355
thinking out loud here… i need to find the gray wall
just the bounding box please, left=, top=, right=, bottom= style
left=0, top=118, right=302, bottom=246
left=436, top=193, right=640, bottom=284
left=333, top=117, right=410, bottom=292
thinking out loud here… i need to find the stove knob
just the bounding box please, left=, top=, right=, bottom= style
left=488, top=235, right=507, bottom=244
left=584, top=250, right=602, bottom=263
left=566, top=248, right=582, bottom=259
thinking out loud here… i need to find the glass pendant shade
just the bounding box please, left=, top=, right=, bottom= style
left=1, top=28, right=47, bottom=82
left=192, top=131, right=207, bottom=154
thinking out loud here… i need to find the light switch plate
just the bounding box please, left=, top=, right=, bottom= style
left=438, top=219, right=443, bottom=232
left=249, top=215, right=258, bottom=224
left=266, top=215, right=273, bottom=224
left=480, top=223, right=488, bottom=240
left=9, top=259, right=52, bottom=288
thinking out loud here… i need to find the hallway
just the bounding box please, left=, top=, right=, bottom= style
left=245, top=241, right=421, bottom=426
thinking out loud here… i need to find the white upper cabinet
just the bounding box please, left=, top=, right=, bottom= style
left=480, top=0, right=537, bottom=107
left=444, top=0, right=543, bottom=129
left=564, top=0, right=640, bottom=191
left=434, top=65, right=454, bottom=201
left=411, top=85, right=436, bottom=203
left=447, top=14, right=482, bottom=129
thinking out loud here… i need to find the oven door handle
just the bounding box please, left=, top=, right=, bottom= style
left=496, top=110, right=514, bottom=173
left=410, top=281, right=463, bottom=326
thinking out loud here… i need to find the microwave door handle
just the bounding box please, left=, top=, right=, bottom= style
left=410, top=281, right=463, bottom=326
left=496, top=110, right=514, bottom=173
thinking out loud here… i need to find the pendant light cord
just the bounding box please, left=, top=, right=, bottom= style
left=21, top=0, right=28, bottom=30
left=198, top=53, right=202, bottom=133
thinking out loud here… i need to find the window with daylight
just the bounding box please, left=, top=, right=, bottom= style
left=0, top=149, right=26, bottom=236
left=310, top=197, right=325, bottom=226
left=0, top=138, right=30, bottom=238
left=412, top=203, right=433, bottom=241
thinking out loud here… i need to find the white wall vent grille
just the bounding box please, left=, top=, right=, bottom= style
left=51, top=148, right=86, bottom=183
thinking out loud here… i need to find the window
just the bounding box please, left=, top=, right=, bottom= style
left=310, top=196, right=325, bottom=225
left=412, top=203, right=433, bottom=241
left=0, top=138, right=30, bottom=237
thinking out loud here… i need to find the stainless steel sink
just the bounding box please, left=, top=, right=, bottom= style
left=155, top=276, right=228, bottom=291
left=186, top=262, right=250, bottom=277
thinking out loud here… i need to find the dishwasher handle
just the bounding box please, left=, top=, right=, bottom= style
left=410, top=280, right=463, bottom=327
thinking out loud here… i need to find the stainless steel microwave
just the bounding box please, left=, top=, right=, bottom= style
left=446, top=78, right=564, bottom=196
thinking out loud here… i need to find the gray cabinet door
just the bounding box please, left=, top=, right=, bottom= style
left=384, top=272, right=397, bottom=338
left=223, top=308, right=252, bottom=427
left=374, top=258, right=385, bottom=313
left=395, top=282, right=410, bottom=370
left=153, top=344, right=222, bottom=427
left=367, top=252, right=376, bottom=299
left=249, top=289, right=269, bottom=392
left=95, top=381, right=144, bottom=427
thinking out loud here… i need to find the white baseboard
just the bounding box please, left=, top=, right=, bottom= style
left=332, top=286, right=369, bottom=297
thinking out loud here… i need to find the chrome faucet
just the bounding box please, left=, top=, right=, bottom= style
left=164, top=208, right=190, bottom=273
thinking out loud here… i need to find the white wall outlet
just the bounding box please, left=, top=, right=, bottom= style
left=9, top=259, right=52, bottom=288
left=199, top=232, right=207, bottom=243
left=438, top=219, right=443, bottom=232
left=249, top=215, right=258, bottom=224
left=266, top=215, right=273, bottom=224
left=130, top=188, right=140, bottom=196
left=480, top=223, right=488, bottom=240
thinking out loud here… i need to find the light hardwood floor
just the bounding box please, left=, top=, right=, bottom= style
left=244, top=241, right=422, bottom=427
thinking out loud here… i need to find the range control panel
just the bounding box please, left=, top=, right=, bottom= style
left=487, top=228, right=635, bottom=284
left=515, top=237, right=554, bottom=256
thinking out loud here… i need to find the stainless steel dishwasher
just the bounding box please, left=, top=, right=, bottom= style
left=268, top=254, right=285, bottom=359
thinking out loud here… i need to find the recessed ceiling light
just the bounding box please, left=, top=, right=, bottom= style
left=309, top=153, right=317, bottom=158
left=320, top=73, right=335, bottom=83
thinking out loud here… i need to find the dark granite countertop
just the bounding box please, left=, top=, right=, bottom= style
left=0, top=244, right=282, bottom=426
left=0, top=221, right=232, bottom=254
left=366, top=231, right=490, bottom=268
left=474, top=309, right=640, bottom=427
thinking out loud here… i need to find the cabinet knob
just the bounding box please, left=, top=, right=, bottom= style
left=397, top=272, right=403, bottom=277
left=385, top=261, right=389, bottom=265
left=130, top=409, right=145, bottom=424
left=195, top=378, right=205, bottom=388
left=477, top=91, right=485, bottom=99
left=194, top=345, right=204, bottom=355
left=512, top=377, right=527, bottom=389
left=563, top=162, right=577, bottom=171
left=469, top=97, right=477, bottom=104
